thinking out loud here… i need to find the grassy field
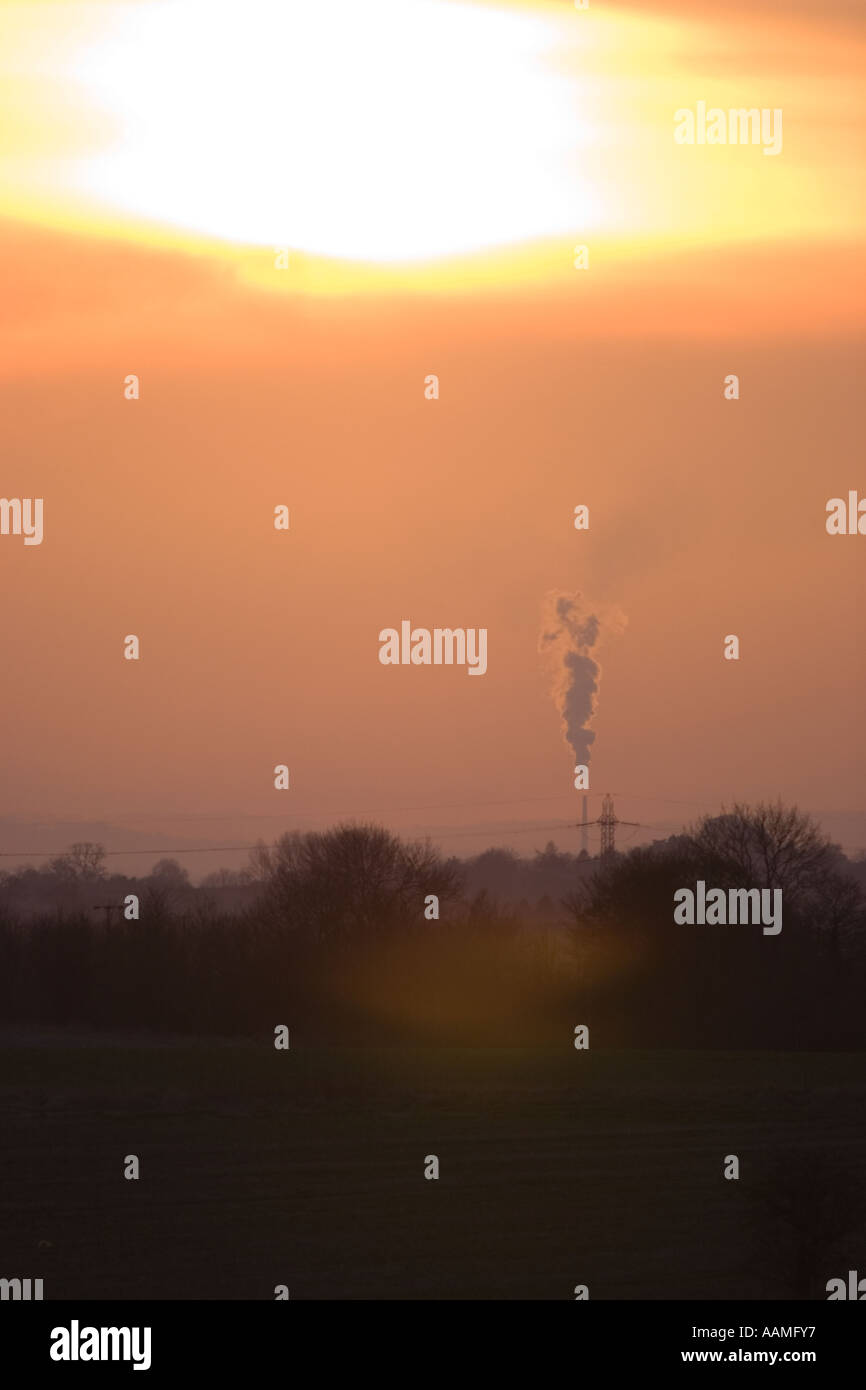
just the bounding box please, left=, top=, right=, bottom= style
left=1, top=1035, right=864, bottom=1300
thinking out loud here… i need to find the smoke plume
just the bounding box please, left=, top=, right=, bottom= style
left=538, top=591, right=626, bottom=768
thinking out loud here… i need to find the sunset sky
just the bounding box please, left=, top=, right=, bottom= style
left=1, top=0, right=864, bottom=871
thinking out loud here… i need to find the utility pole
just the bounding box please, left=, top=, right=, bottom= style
left=576, top=793, right=641, bottom=859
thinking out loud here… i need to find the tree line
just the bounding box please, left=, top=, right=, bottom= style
left=0, top=803, right=863, bottom=1047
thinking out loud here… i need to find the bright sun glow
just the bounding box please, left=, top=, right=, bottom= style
left=62, top=0, right=598, bottom=262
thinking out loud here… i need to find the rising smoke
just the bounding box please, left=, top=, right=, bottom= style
left=538, top=591, right=626, bottom=768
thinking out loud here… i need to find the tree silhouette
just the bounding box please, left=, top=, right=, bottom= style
left=48, top=841, right=107, bottom=882
left=252, top=822, right=461, bottom=944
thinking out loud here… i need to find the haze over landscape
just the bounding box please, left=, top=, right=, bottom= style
left=1, top=0, right=864, bottom=1312
left=1, top=0, right=864, bottom=875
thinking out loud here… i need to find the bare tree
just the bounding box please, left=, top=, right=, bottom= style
left=687, top=801, right=865, bottom=953
left=688, top=801, right=836, bottom=895
left=253, top=822, right=461, bottom=944
left=149, top=858, right=190, bottom=887
left=49, top=841, right=107, bottom=882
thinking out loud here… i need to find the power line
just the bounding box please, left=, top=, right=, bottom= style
left=27, top=792, right=584, bottom=826
left=3, top=791, right=862, bottom=862
left=24, top=791, right=866, bottom=826
left=0, top=821, right=578, bottom=860
left=0, top=845, right=271, bottom=859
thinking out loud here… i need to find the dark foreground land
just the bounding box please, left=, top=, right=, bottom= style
left=1, top=1038, right=864, bottom=1300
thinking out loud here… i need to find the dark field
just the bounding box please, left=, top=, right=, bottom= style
left=2, top=1037, right=864, bottom=1300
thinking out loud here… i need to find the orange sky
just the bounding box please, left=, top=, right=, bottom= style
left=1, top=0, right=864, bottom=867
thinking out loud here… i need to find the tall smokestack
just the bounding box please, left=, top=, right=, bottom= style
left=581, top=795, right=588, bottom=854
